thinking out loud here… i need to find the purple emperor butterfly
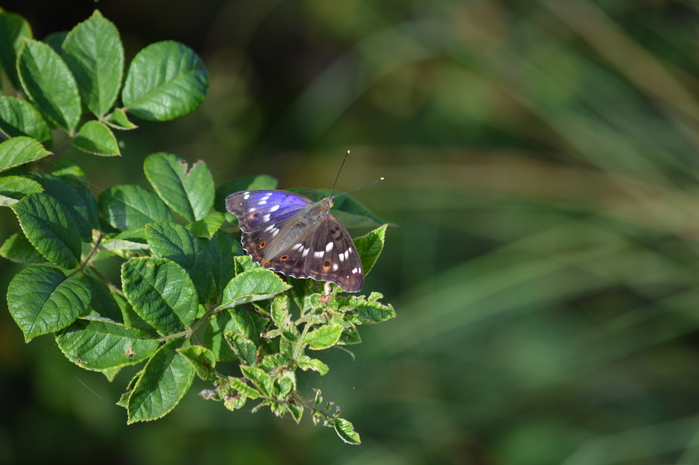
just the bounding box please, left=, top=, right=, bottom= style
left=226, top=188, right=374, bottom=292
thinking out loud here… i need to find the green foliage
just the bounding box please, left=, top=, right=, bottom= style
left=0, top=9, right=393, bottom=444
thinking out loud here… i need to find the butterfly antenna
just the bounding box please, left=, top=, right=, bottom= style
left=332, top=177, right=384, bottom=199
left=331, top=150, right=351, bottom=191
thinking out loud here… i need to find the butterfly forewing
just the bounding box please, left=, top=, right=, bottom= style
left=226, top=190, right=311, bottom=231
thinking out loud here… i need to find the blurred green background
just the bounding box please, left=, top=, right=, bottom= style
left=3, top=0, right=699, bottom=464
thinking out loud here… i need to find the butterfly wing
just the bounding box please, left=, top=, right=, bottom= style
left=226, top=190, right=363, bottom=293
left=226, top=189, right=313, bottom=271
left=303, top=216, right=363, bottom=292
left=226, top=190, right=312, bottom=232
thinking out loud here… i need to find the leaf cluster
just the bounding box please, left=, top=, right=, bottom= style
left=0, top=9, right=394, bottom=444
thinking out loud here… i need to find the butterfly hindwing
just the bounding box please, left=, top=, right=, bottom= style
left=304, top=216, right=363, bottom=293
left=243, top=224, right=314, bottom=278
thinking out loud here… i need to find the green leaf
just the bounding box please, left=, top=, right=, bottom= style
left=85, top=275, right=123, bottom=322
left=0, top=231, right=45, bottom=263
left=219, top=268, right=291, bottom=310
left=177, top=345, right=216, bottom=381
left=101, top=237, right=149, bottom=251
left=234, top=254, right=260, bottom=274
left=56, top=318, right=159, bottom=370
left=7, top=267, right=91, bottom=341
left=41, top=173, right=97, bottom=242
left=144, top=152, right=214, bottom=222
left=0, top=10, right=32, bottom=89
left=272, top=374, right=295, bottom=398
left=332, top=417, right=361, bottom=445
left=205, top=307, right=266, bottom=362
left=226, top=333, right=257, bottom=366
left=99, top=366, right=121, bottom=382
left=73, top=120, right=120, bottom=156
left=269, top=294, right=299, bottom=341
left=0, top=136, right=51, bottom=172
left=0, top=175, right=43, bottom=205
left=207, top=231, right=240, bottom=294
left=62, top=10, right=124, bottom=117
left=43, top=31, right=67, bottom=54
left=12, top=193, right=82, bottom=268
left=304, top=324, right=344, bottom=350
left=122, top=41, right=208, bottom=121
left=215, top=174, right=277, bottom=213
left=115, top=292, right=157, bottom=336
left=105, top=107, right=137, bottom=129
left=338, top=326, right=362, bottom=346
left=287, top=403, right=303, bottom=423
left=240, top=365, right=272, bottom=397
left=353, top=224, right=387, bottom=275
left=298, top=356, right=329, bottom=375
left=117, top=369, right=142, bottom=408
left=98, top=184, right=173, bottom=231
left=0, top=96, right=52, bottom=147
left=223, top=393, right=247, bottom=411
left=229, top=307, right=267, bottom=343
left=205, top=313, right=237, bottom=362
left=228, top=377, right=260, bottom=400
left=186, top=211, right=224, bottom=238
left=257, top=353, right=291, bottom=374
left=121, top=257, right=198, bottom=335
left=17, top=39, right=81, bottom=132
left=50, top=158, right=86, bottom=182
left=127, top=339, right=195, bottom=423
left=146, top=221, right=214, bottom=303
left=344, top=292, right=396, bottom=325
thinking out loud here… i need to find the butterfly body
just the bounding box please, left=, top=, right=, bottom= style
left=226, top=190, right=363, bottom=292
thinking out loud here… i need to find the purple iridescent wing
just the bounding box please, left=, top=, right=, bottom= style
left=226, top=190, right=311, bottom=232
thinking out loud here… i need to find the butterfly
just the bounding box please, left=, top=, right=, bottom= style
left=225, top=189, right=364, bottom=292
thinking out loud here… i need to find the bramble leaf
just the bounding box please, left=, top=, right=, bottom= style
left=17, top=39, right=81, bottom=132
left=73, top=120, right=120, bottom=156
left=219, top=268, right=291, bottom=310
left=146, top=221, right=214, bottom=303
left=7, top=267, right=90, bottom=341
left=41, top=173, right=98, bottom=242
left=353, top=224, right=387, bottom=275
left=12, top=193, right=82, bottom=268
left=122, top=41, right=208, bottom=121
left=0, top=136, right=51, bottom=173
left=304, top=324, right=344, bottom=350
left=177, top=345, right=216, bottom=381
left=144, top=152, right=214, bottom=221
left=98, top=184, right=173, bottom=230
left=0, top=231, right=45, bottom=263
left=127, top=339, right=195, bottom=423
left=122, top=257, right=198, bottom=335
left=56, top=318, right=159, bottom=369
left=0, top=175, right=43, bottom=206
left=62, top=10, right=123, bottom=117
left=0, top=10, right=32, bottom=89
left=0, top=96, right=52, bottom=147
